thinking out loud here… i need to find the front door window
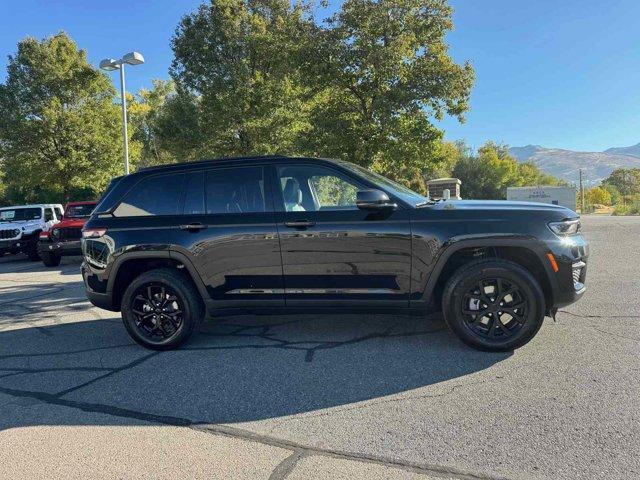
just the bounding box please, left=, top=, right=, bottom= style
left=278, top=165, right=361, bottom=212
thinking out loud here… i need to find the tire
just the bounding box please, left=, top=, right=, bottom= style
left=41, top=252, right=62, bottom=267
left=442, top=259, right=545, bottom=352
left=121, top=268, right=205, bottom=350
left=25, top=242, right=40, bottom=261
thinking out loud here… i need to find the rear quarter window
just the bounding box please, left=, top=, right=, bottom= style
left=114, top=173, right=185, bottom=217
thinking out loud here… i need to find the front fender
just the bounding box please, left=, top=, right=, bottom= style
left=411, top=234, right=558, bottom=308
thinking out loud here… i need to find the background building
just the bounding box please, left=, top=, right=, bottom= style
left=506, top=186, right=576, bottom=210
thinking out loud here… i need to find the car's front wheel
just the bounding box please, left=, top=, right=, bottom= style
left=121, top=268, right=204, bottom=350
left=442, top=259, right=545, bottom=351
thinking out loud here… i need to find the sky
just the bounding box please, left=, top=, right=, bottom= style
left=1, top=0, right=639, bottom=152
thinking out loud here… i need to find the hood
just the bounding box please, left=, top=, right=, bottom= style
left=52, top=217, right=88, bottom=229
left=0, top=219, right=42, bottom=230
left=429, top=199, right=577, bottom=218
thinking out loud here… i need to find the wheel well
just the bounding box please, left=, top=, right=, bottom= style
left=431, top=246, right=552, bottom=310
left=111, top=258, right=198, bottom=310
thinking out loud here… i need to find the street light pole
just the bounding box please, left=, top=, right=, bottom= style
left=118, top=64, right=129, bottom=175
left=99, top=52, right=145, bottom=176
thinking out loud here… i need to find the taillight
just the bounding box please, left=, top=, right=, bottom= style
left=81, top=228, right=107, bottom=239
left=39, top=230, right=50, bottom=239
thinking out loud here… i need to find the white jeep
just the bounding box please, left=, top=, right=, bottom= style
left=0, top=204, right=63, bottom=260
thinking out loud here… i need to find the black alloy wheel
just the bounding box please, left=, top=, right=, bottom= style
left=121, top=268, right=204, bottom=350
left=442, top=259, right=545, bottom=351
left=461, top=277, right=527, bottom=340
left=131, top=283, right=184, bottom=341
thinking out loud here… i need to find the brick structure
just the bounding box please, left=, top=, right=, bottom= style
left=426, top=178, right=462, bottom=200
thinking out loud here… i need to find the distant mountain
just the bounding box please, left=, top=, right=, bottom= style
left=603, top=143, right=640, bottom=157
left=508, top=143, right=640, bottom=185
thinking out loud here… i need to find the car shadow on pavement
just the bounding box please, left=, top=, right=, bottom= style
left=0, top=254, right=81, bottom=275
left=0, top=307, right=511, bottom=430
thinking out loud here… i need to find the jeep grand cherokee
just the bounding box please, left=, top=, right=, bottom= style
left=81, top=156, right=588, bottom=351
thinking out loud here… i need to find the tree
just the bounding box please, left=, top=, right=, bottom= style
left=170, top=0, right=314, bottom=158
left=303, top=0, right=475, bottom=192
left=0, top=32, right=137, bottom=203
left=602, top=183, right=622, bottom=205
left=603, top=168, right=640, bottom=197
left=585, top=186, right=612, bottom=206
left=129, top=79, right=177, bottom=166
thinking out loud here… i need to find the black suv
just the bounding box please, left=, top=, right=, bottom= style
left=81, top=156, right=588, bottom=351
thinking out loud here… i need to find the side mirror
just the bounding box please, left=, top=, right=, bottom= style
left=356, top=189, right=397, bottom=210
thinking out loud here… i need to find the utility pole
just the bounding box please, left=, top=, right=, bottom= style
left=579, top=169, right=584, bottom=213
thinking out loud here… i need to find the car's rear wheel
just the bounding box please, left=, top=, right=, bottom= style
left=442, top=259, right=545, bottom=351
left=121, top=268, right=204, bottom=350
left=41, top=251, right=62, bottom=267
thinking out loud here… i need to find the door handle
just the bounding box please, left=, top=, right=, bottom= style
left=284, top=220, right=316, bottom=228
left=179, top=223, right=207, bottom=231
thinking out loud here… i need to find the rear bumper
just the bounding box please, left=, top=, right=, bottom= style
left=82, top=262, right=118, bottom=311
left=38, top=240, right=82, bottom=256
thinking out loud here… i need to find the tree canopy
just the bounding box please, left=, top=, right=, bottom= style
left=0, top=32, right=138, bottom=203
left=167, top=0, right=475, bottom=193
left=603, top=168, right=640, bottom=197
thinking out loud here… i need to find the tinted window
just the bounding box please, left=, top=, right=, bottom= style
left=182, top=172, right=205, bottom=215
left=0, top=208, right=41, bottom=221
left=54, top=207, right=64, bottom=219
left=44, top=208, right=54, bottom=221
left=205, top=167, right=265, bottom=214
left=65, top=204, right=95, bottom=218
left=277, top=165, right=362, bottom=212
left=114, top=173, right=185, bottom=217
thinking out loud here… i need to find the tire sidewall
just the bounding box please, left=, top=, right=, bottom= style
left=121, top=270, right=199, bottom=350
left=443, top=261, right=545, bottom=351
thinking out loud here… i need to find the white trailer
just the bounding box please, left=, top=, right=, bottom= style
left=506, top=186, right=576, bottom=210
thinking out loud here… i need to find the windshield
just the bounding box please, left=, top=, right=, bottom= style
left=65, top=204, right=96, bottom=218
left=0, top=207, right=42, bottom=222
left=338, top=161, right=428, bottom=206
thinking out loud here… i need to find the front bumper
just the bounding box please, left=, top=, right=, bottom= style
left=547, top=234, right=589, bottom=308
left=0, top=238, right=25, bottom=253
left=38, top=239, right=82, bottom=256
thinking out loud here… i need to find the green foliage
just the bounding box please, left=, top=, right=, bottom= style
left=169, top=0, right=474, bottom=193
left=129, top=79, right=177, bottom=166
left=170, top=0, right=314, bottom=158
left=584, top=186, right=612, bottom=206
left=452, top=141, right=564, bottom=200
left=603, top=168, right=640, bottom=197
left=612, top=198, right=640, bottom=215
left=0, top=32, right=137, bottom=204
left=302, top=0, right=475, bottom=193
left=601, top=183, right=622, bottom=205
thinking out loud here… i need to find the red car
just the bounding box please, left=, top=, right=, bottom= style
left=38, top=201, right=97, bottom=267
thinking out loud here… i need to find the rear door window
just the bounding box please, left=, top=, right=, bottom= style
left=114, top=173, right=185, bottom=217
left=205, top=167, right=266, bottom=214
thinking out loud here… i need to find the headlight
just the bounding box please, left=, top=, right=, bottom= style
left=548, top=219, right=581, bottom=236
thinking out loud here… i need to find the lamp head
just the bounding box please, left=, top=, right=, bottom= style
left=99, top=58, right=120, bottom=71
left=122, top=52, right=145, bottom=66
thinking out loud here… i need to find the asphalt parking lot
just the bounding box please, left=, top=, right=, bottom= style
left=0, top=215, right=638, bottom=479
